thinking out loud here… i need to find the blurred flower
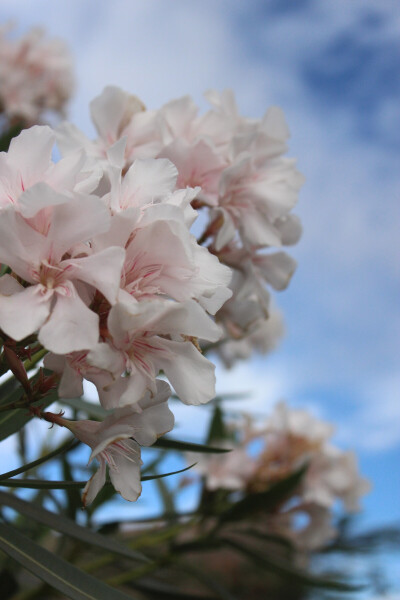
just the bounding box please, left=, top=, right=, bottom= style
left=0, top=24, right=74, bottom=124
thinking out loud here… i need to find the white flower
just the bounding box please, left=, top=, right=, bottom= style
left=48, top=380, right=173, bottom=506
left=0, top=25, right=74, bottom=123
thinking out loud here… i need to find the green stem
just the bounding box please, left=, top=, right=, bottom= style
left=0, top=399, right=30, bottom=413
left=23, top=347, right=47, bottom=371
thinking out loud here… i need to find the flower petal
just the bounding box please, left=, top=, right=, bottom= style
left=157, top=339, right=216, bottom=405
left=38, top=283, right=99, bottom=353
left=0, top=284, right=51, bottom=341
left=82, top=458, right=106, bottom=507
left=108, top=440, right=143, bottom=502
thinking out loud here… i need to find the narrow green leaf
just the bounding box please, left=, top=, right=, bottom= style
left=219, top=465, right=308, bottom=523
left=224, top=537, right=362, bottom=592
left=0, top=491, right=148, bottom=563
left=0, top=437, right=76, bottom=481
left=62, top=455, right=83, bottom=519
left=0, top=521, right=138, bottom=600
left=207, top=404, right=226, bottom=444
left=155, top=475, right=175, bottom=515
left=141, top=462, right=196, bottom=481
left=0, top=390, right=57, bottom=442
left=154, top=437, right=230, bottom=454
left=131, top=578, right=219, bottom=600
left=178, top=560, right=238, bottom=600
left=0, top=463, right=197, bottom=489
left=242, top=527, right=295, bottom=552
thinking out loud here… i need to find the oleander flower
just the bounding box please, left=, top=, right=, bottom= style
left=46, top=380, right=173, bottom=505
left=0, top=24, right=74, bottom=123
left=0, top=184, right=125, bottom=352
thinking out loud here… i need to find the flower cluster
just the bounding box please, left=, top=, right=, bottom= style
left=0, top=84, right=302, bottom=504
left=57, top=86, right=304, bottom=366
left=0, top=24, right=74, bottom=125
left=192, top=402, right=370, bottom=550
left=0, top=124, right=231, bottom=502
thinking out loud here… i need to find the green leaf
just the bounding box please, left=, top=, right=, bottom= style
left=242, top=527, right=295, bottom=553
left=0, top=521, right=138, bottom=600
left=0, top=463, right=197, bottom=489
left=141, top=462, right=196, bottom=481
left=0, top=390, right=57, bottom=442
left=154, top=437, right=230, bottom=454
left=219, top=465, right=308, bottom=523
left=224, top=537, right=362, bottom=592
left=207, top=404, right=226, bottom=444
left=0, top=491, right=148, bottom=563
left=0, top=437, right=76, bottom=481
left=0, top=123, right=24, bottom=152
left=155, top=475, right=175, bottom=515
left=131, top=578, right=221, bottom=599
left=62, top=455, right=83, bottom=519
left=178, top=560, right=238, bottom=600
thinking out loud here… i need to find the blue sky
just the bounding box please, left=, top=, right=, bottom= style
left=0, top=0, right=398, bottom=549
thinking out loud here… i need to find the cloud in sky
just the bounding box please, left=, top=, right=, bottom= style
left=0, top=0, right=398, bottom=457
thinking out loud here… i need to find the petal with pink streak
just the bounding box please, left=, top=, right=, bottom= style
left=108, top=441, right=142, bottom=502
left=82, top=459, right=106, bottom=507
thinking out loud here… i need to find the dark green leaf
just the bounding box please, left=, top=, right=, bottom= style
left=155, top=475, right=175, bottom=515
left=0, top=463, right=197, bottom=489
left=62, top=455, right=83, bottom=519
left=0, top=390, right=57, bottom=442
left=0, top=479, right=87, bottom=490
left=219, top=465, right=308, bottom=523
left=0, top=567, right=19, bottom=599
left=141, top=462, right=196, bottom=481
left=0, top=491, right=148, bottom=563
left=178, top=560, right=239, bottom=600
left=0, top=123, right=24, bottom=152
left=0, top=521, right=138, bottom=600
left=154, top=437, right=230, bottom=454
left=224, top=537, right=362, bottom=592
left=242, top=527, right=295, bottom=552
left=131, top=577, right=220, bottom=600
left=207, top=404, right=226, bottom=444
left=0, top=437, right=76, bottom=481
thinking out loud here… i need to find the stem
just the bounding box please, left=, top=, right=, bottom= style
left=0, top=399, right=30, bottom=413
left=106, top=555, right=172, bottom=586
left=23, top=347, right=47, bottom=372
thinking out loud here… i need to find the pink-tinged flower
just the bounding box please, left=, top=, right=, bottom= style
left=0, top=25, right=74, bottom=123
left=119, top=206, right=232, bottom=315
left=57, top=86, right=162, bottom=170
left=47, top=380, right=173, bottom=505
left=0, top=187, right=125, bottom=353
left=0, top=126, right=100, bottom=211
left=213, top=152, right=304, bottom=251
left=217, top=307, right=285, bottom=369
left=251, top=402, right=370, bottom=512
left=106, top=157, right=179, bottom=213
left=86, top=299, right=222, bottom=408
left=158, top=139, right=227, bottom=206
left=189, top=444, right=256, bottom=491
left=266, top=502, right=337, bottom=551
